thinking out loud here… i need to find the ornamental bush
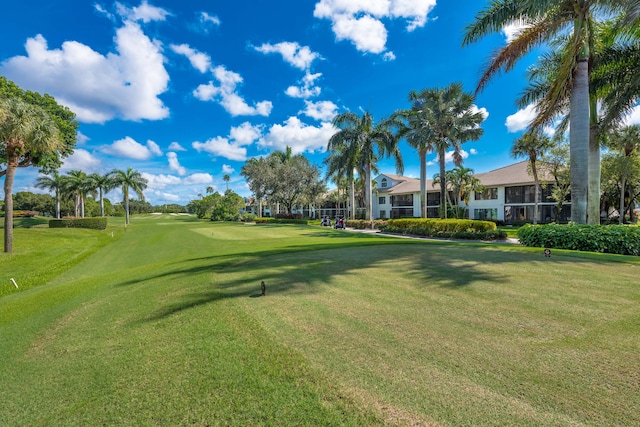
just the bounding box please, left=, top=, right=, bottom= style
left=49, top=217, right=108, bottom=230
left=345, top=219, right=388, bottom=229
left=517, top=223, right=640, bottom=256
left=378, top=218, right=505, bottom=240
left=254, top=217, right=308, bottom=225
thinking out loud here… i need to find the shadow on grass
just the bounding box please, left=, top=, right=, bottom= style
left=133, top=240, right=526, bottom=323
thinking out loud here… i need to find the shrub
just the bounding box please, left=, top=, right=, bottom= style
left=275, top=213, right=304, bottom=220
left=49, top=217, right=108, bottom=230
left=254, top=217, right=308, bottom=225
left=517, top=223, right=640, bottom=256
left=378, top=218, right=505, bottom=240
left=12, top=210, right=38, bottom=218
left=345, top=219, right=388, bottom=229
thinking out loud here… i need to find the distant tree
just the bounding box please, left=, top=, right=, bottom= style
left=62, top=170, right=96, bottom=217
left=91, top=173, right=117, bottom=216
left=35, top=171, right=65, bottom=218
left=211, top=190, right=244, bottom=221
left=13, top=191, right=55, bottom=216
left=110, top=168, right=148, bottom=225
left=604, top=125, right=640, bottom=223
left=223, top=174, right=230, bottom=191
left=511, top=132, right=555, bottom=224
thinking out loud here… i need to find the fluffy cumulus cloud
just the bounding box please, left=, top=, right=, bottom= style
left=222, top=164, right=235, bottom=174
left=301, top=100, right=338, bottom=121
left=102, top=136, right=163, bottom=160
left=427, top=149, right=473, bottom=166
left=192, top=122, right=263, bottom=161
left=313, top=0, right=436, bottom=54
left=285, top=72, right=323, bottom=99
left=76, top=131, right=90, bottom=145
left=254, top=42, right=320, bottom=70
left=193, top=66, right=272, bottom=116
left=115, top=0, right=171, bottom=22
left=184, top=173, right=214, bottom=184
left=168, top=141, right=187, bottom=151
left=506, top=104, right=537, bottom=133
left=258, top=117, right=336, bottom=154
left=0, top=23, right=170, bottom=123
left=167, top=152, right=187, bottom=175
left=60, top=149, right=101, bottom=171
left=142, top=173, right=182, bottom=189
left=170, top=44, right=211, bottom=73
left=623, top=105, right=640, bottom=126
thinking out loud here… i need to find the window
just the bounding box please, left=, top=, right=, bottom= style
left=475, top=187, right=498, bottom=200
left=474, top=208, right=498, bottom=220
left=381, top=178, right=388, bottom=188
left=427, top=192, right=440, bottom=206
left=378, top=196, right=386, bottom=205
left=391, top=194, right=413, bottom=207
left=391, top=208, right=414, bottom=218
left=379, top=210, right=387, bottom=219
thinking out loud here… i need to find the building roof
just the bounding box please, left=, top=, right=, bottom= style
left=474, top=160, right=554, bottom=186
left=375, top=161, right=555, bottom=195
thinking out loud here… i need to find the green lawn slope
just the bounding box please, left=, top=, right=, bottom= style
left=1, top=214, right=638, bottom=426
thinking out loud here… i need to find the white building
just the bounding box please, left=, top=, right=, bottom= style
left=373, top=161, right=570, bottom=224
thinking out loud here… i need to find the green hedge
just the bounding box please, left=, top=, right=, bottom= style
left=378, top=218, right=506, bottom=241
left=254, top=218, right=309, bottom=225
left=517, top=223, right=640, bottom=256
left=49, top=217, right=108, bottom=230
left=345, top=219, right=388, bottom=229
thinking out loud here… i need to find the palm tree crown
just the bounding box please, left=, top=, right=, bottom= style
left=110, top=167, right=148, bottom=225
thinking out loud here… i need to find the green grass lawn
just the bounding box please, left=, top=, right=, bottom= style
left=1, top=215, right=639, bottom=426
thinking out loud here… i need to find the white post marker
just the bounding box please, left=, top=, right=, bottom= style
left=10, top=278, right=18, bottom=289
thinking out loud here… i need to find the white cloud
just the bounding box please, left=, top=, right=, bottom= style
left=192, top=137, right=248, bottom=161
left=285, top=72, right=322, bottom=99
left=506, top=104, right=537, bottom=132
left=313, top=0, right=436, bottom=54
left=170, top=43, right=211, bottom=73
left=60, top=149, right=101, bottom=171
left=222, top=164, right=235, bottom=174
left=301, top=100, right=338, bottom=121
left=259, top=116, right=336, bottom=154
left=184, top=173, right=214, bottom=184
left=0, top=23, right=169, bottom=124
left=193, top=65, right=272, bottom=116
left=254, top=42, right=320, bottom=70
left=229, top=122, right=263, bottom=145
left=115, top=0, right=171, bottom=23
left=200, top=11, right=221, bottom=27
left=623, top=105, right=640, bottom=126
left=103, top=136, right=163, bottom=160
left=76, top=131, right=90, bottom=145
left=155, top=191, right=181, bottom=202
left=167, top=152, right=187, bottom=175
left=168, top=141, right=187, bottom=151
left=502, top=20, right=530, bottom=44
left=471, top=104, right=489, bottom=121
left=427, top=149, right=472, bottom=167
left=142, top=173, right=182, bottom=189
left=383, top=51, right=396, bottom=61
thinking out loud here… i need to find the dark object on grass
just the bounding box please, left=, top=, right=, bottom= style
left=544, top=248, right=551, bottom=257
left=261, top=280, right=266, bottom=296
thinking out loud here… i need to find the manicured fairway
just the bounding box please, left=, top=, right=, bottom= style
left=1, top=215, right=639, bottom=426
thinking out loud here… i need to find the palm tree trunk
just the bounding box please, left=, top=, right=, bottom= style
left=588, top=119, right=601, bottom=225
left=439, top=149, right=447, bottom=219
left=532, top=162, right=539, bottom=225
left=350, top=178, right=355, bottom=220
left=620, top=176, right=626, bottom=224
left=3, top=161, right=17, bottom=253
left=419, top=149, right=427, bottom=218
left=364, top=163, right=372, bottom=227
left=55, top=190, right=61, bottom=219
left=99, top=189, right=105, bottom=217
left=569, top=58, right=590, bottom=224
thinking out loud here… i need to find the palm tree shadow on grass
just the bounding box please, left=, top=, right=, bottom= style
left=136, top=243, right=531, bottom=323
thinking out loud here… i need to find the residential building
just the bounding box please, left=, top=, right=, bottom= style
left=373, top=161, right=571, bottom=224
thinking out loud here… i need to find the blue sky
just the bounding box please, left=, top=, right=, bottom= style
left=2, top=0, right=638, bottom=206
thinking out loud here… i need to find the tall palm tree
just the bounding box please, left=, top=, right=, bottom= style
left=406, top=83, right=484, bottom=218
left=324, top=143, right=361, bottom=220
left=62, top=170, right=94, bottom=217
left=328, top=111, right=403, bottom=226
left=606, top=125, right=640, bottom=223
left=35, top=171, right=65, bottom=219
left=223, top=174, right=230, bottom=191
left=110, top=167, right=148, bottom=225
left=462, top=0, right=632, bottom=224
left=511, top=132, right=555, bottom=224
left=395, top=93, right=437, bottom=218
left=448, top=166, right=483, bottom=218
left=91, top=173, right=117, bottom=217
left=1, top=98, right=61, bottom=252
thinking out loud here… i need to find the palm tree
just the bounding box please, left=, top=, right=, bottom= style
left=462, top=1, right=634, bottom=224
left=606, top=125, right=640, bottom=223
left=91, top=173, right=117, bottom=217
left=328, top=111, right=403, bottom=226
left=448, top=166, right=483, bottom=218
left=511, top=132, right=554, bottom=224
left=223, top=174, right=230, bottom=191
left=62, top=170, right=94, bottom=217
left=405, top=83, right=484, bottom=218
left=35, top=171, right=65, bottom=219
left=324, top=143, right=361, bottom=220
left=1, top=98, right=61, bottom=252
left=110, top=168, right=148, bottom=225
